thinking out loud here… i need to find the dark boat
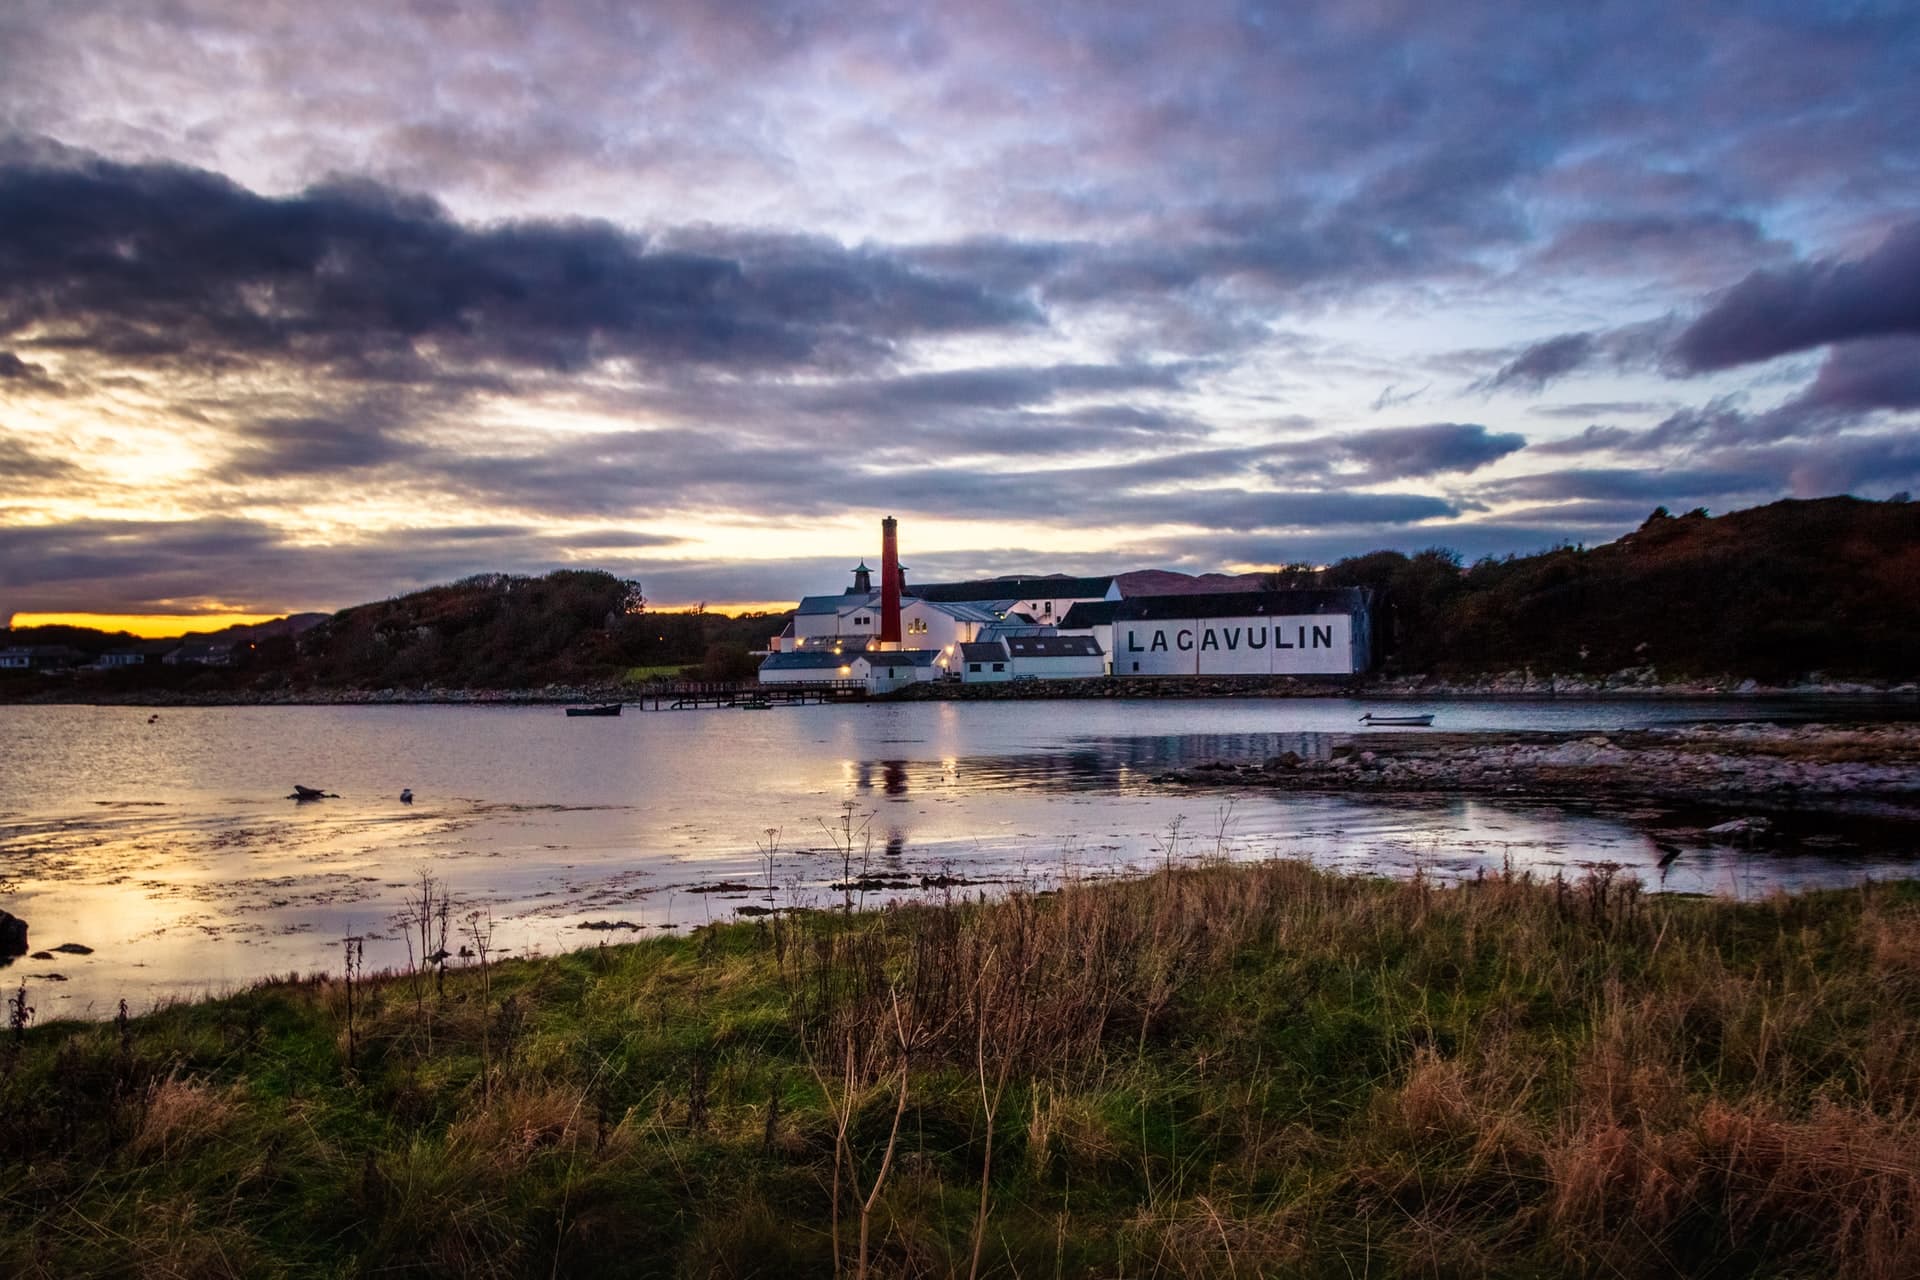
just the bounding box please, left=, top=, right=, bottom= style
left=738, top=697, right=772, bottom=710
left=1359, top=712, right=1434, bottom=727
left=565, top=703, right=623, bottom=717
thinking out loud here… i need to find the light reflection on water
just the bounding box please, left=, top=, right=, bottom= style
left=1, top=696, right=1915, bottom=1015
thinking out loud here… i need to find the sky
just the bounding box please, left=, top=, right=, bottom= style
left=2, top=0, right=1918, bottom=630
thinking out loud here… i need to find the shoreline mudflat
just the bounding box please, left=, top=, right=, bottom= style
left=1153, top=721, right=1920, bottom=806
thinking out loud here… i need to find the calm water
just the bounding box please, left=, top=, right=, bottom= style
left=2, top=696, right=1914, bottom=1015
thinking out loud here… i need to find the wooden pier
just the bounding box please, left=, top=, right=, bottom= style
left=634, top=679, right=868, bottom=710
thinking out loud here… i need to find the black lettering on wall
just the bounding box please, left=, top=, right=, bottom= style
left=1150, top=630, right=1168, bottom=652
left=1176, top=629, right=1194, bottom=651
left=1200, top=629, right=1219, bottom=651
left=1223, top=627, right=1240, bottom=650
left=1312, top=624, right=1333, bottom=649
left=1248, top=625, right=1268, bottom=650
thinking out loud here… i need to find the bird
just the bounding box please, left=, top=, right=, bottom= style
left=400, top=788, right=414, bottom=804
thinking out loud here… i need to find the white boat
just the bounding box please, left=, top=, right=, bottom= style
left=1359, top=712, right=1434, bottom=727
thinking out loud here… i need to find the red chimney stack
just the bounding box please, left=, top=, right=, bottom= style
left=879, top=515, right=902, bottom=645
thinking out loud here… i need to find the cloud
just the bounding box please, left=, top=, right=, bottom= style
left=1528, top=425, right=1637, bottom=456
left=0, top=351, right=47, bottom=380
left=0, top=517, right=682, bottom=614
left=1672, top=220, right=1920, bottom=372
left=1479, top=332, right=1597, bottom=392
left=0, top=436, right=77, bottom=482
left=0, top=154, right=1041, bottom=383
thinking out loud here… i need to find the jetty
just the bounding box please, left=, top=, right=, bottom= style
left=635, top=679, right=868, bottom=710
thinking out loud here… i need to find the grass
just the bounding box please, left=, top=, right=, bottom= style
left=3, top=860, right=1919, bottom=1277
left=624, top=665, right=692, bottom=683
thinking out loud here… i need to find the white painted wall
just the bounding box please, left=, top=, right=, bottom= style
left=1112, top=614, right=1356, bottom=676
left=1009, top=652, right=1105, bottom=680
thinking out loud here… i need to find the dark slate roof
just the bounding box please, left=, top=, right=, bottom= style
left=907, top=575, right=1115, bottom=603
left=959, top=641, right=1008, bottom=663
left=1111, top=588, right=1371, bottom=621
left=864, top=649, right=940, bottom=668
left=760, top=651, right=860, bottom=671
left=1004, top=634, right=1103, bottom=658
left=1058, top=601, right=1121, bottom=629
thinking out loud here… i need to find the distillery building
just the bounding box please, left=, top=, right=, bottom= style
left=758, top=518, right=1374, bottom=688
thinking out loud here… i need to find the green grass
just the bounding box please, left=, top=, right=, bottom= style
left=4, top=861, right=1919, bottom=1277
left=623, top=664, right=691, bottom=682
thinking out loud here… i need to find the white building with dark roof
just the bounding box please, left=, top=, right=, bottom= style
left=1109, top=589, right=1373, bottom=677
left=1002, top=633, right=1105, bottom=679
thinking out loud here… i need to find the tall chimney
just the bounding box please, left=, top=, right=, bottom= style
left=879, top=516, right=902, bottom=645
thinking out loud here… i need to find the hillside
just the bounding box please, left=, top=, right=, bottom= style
left=1329, top=497, right=1920, bottom=678
left=0, top=572, right=788, bottom=696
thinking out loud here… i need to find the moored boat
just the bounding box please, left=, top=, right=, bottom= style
left=564, top=703, right=623, bottom=717
left=1359, top=712, right=1434, bottom=727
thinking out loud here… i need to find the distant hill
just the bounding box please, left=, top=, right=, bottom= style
left=1, top=572, right=788, bottom=694
left=1118, top=569, right=1269, bottom=596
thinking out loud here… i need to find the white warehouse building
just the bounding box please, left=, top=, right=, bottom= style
left=1107, top=589, right=1374, bottom=677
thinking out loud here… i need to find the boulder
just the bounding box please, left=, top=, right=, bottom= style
left=0, top=910, right=25, bottom=959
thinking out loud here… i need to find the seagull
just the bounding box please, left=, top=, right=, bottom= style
left=400, top=788, right=414, bottom=804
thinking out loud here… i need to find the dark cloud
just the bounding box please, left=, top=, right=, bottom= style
left=0, top=517, right=682, bottom=614
left=0, top=351, right=47, bottom=380
left=1478, top=466, right=1771, bottom=504
left=1529, top=402, right=1666, bottom=419
left=0, top=154, right=1039, bottom=381
left=1784, top=337, right=1920, bottom=414
left=1472, top=319, right=1678, bottom=393
left=1479, top=333, right=1596, bottom=392
left=1332, top=422, right=1526, bottom=480
left=0, top=436, right=77, bottom=482
left=1529, top=425, right=1637, bottom=456
left=1673, top=221, right=1920, bottom=372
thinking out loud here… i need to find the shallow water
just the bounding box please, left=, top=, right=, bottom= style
left=2, top=696, right=1914, bottom=1015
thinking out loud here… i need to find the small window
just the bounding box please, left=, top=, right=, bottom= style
left=1043, top=601, right=1052, bottom=615
left=991, top=662, right=1005, bottom=672
left=1132, top=661, right=1140, bottom=672
left=968, top=663, right=981, bottom=673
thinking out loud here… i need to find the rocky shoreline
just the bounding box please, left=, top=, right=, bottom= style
left=1152, top=722, right=1920, bottom=807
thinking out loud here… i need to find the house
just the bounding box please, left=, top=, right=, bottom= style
left=0, top=645, right=86, bottom=670
left=756, top=646, right=945, bottom=693
left=94, top=650, right=149, bottom=669
left=958, top=641, right=1011, bottom=683
left=1002, top=633, right=1105, bottom=680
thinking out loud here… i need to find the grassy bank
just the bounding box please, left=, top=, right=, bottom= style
left=5, top=862, right=1920, bottom=1277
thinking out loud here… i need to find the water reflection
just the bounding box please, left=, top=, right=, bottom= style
left=1, top=698, right=1915, bottom=1016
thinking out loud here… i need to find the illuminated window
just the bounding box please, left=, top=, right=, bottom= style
left=907, top=617, right=928, bottom=635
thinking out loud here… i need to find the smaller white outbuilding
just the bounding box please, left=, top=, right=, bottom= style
left=1003, top=634, right=1105, bottom=680
left=958, top=641, right=1012, bottom=683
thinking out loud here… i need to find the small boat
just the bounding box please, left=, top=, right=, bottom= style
left=288, top=784, right=337, bottom=801
left=1359, top=712, right=1434, bottom=727
left=737, top=697, right=772, bottom=710
left=565, top=703, right=623, bottom=717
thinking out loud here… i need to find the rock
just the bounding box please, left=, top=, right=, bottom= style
left=51, top=942, right=93, bottom=955
left=0, top=911, right=24, bottom=958
left=1266, top=751, right=1304, bottom=770
left=44, top=973, right=67, bottom=981
left=1705, top=817, right=1774, bottom=843
left=29, top=951, right=53, bottom=960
